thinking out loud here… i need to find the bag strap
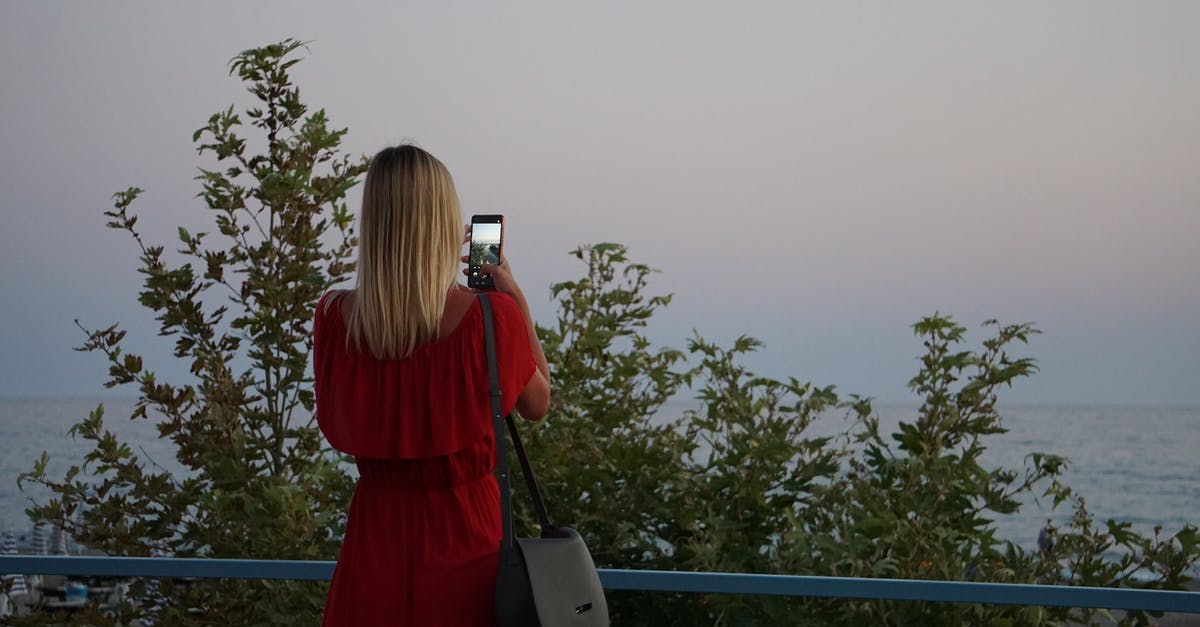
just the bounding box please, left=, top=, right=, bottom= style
left=479, top=293, right=552, bottom=548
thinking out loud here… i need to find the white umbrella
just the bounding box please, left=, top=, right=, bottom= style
left=52, top=524, right=69, bottom=556
left=1, top=530, right=29, bottom=598
left=31, top=522, right=46, bottom=556
left=140, top=546, right=172, bottom=626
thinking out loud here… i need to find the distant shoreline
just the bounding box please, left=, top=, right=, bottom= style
left=3, top=394, right=1199, bottom=410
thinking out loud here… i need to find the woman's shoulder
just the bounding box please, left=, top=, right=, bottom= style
left=320, top=288, right=354, bottom=303
left=478, top=293, right=530, bottom=344
left=481, top=290, right=519, bottom=312
left=316, top=289, right=354, bottom=326
left=477, top=291, right=524, bottom=325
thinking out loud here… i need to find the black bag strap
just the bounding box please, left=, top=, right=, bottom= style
left=479, top=293, right=552, bottom=548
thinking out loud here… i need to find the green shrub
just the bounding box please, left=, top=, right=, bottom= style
left=531, top=243, right=1200, bottom=626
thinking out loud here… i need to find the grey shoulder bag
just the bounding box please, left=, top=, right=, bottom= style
left=479, top=293, right=609, bottom=627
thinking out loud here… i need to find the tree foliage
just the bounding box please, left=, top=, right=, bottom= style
left=16, top=39, right=366, bottom=625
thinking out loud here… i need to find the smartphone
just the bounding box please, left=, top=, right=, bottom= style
left=467, top=214, right=504, bottom=289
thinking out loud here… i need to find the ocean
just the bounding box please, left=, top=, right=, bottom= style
left=1, top=397, right=1197, bottom=553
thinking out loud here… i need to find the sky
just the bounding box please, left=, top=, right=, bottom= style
left=1, top=2, right=1197, bottom=405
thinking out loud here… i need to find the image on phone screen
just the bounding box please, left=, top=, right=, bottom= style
left=469, top=223, right=502, bottom=268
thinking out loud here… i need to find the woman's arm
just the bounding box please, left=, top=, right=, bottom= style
left=503, top=286, right=551, bottom=421
left=463, top=244, right=551, bottom=420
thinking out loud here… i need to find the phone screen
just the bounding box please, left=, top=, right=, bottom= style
left=468, top=215, right=503, bottom=288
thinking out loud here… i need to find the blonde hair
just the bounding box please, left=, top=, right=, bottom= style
left=345, top=145, right=463, bottom=359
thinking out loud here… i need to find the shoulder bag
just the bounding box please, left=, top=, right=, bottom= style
left=478, top=293, right=610, bottom=627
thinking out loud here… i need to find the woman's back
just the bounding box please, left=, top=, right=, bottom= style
left=315, top=290, right=536, bottom=626
left=315, top=290, right=536, bottom=459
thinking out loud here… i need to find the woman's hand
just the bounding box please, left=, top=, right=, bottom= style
left=461, top=252, right=524, bottom=300
left=461, top=224, right=524, bottom=299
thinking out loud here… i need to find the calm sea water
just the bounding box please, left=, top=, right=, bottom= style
left=1, top=397, right=1197, bottom=552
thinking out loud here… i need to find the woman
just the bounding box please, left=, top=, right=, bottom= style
left=313, top=145, right=551, bottom=625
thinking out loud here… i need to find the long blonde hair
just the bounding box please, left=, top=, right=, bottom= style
left=345, top=145, right=463, bottom=359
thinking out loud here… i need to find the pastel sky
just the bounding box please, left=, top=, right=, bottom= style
left=1, top=2, right=1197, bottom=404
left=473, top=223, right=502, bottom=247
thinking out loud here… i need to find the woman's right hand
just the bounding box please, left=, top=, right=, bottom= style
left=461, top=225, right=525, bottom=300
left=461, top=252, right=525, bottom=300
left=482, top=257, right=525, bottom=300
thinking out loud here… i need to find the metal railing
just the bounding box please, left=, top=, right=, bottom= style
left=3, top=555, right=1199, bottom=614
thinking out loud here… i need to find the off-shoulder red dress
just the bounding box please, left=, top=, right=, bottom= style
left=314, top=291, right=536, bottom=626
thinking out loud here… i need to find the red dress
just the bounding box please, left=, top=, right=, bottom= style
left=313, top=291, right=536, bottom=626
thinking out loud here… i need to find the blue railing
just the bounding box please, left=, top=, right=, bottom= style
left=3, top=555, right=1199, bottom=614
